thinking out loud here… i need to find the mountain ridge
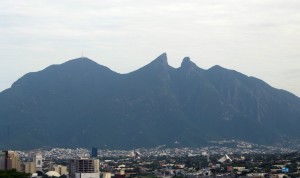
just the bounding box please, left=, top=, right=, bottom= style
left=0, top=54, right=300, bottom=150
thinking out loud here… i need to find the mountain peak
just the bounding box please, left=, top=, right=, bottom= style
left=151, top=53, right=168, bottom=66
left=209, top=65, right=223, bottom=70
left=139, top=53, right=169, bottom=71
left=59, top=57, right=115, bottom=73
left=63, top=57, right=97, bottom=66
left=180, top=57, right=198, bottom=71
left=181, top=57, right=191, bottom=66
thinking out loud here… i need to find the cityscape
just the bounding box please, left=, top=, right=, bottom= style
left=1, top=0, right=300, bottom=178
left=1, top=140, right=300, bottom=177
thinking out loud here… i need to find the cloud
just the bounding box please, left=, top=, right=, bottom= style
left=0, top=0, right=300, bottom=96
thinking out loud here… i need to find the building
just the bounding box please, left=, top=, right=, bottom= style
left=33, top=153, right=42, bottom=172
left=45, top=171, right=61, bottom=177
left=102, top=172, right=112, bottom=178
left=0, top=152, right=6, bottom=170
left=20, top=153, right=43, bottom=174
left=8, top=151, right=20, bottom=171
left=52, top=165, right=68, bottom=176
left=69, top=158, right=100, bottom=178
left=91, top=147, right=98, bottom=158
left=0, top=151, right=21, bottom=171
left=22, top=162, right=36, bottom=174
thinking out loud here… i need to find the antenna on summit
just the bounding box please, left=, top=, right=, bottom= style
left=7, top=124, right=10, bottom=150
left=81, top=51, right=84, bottom=58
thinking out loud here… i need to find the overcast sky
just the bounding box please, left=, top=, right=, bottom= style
left=1, top=0, right=300, bottom=96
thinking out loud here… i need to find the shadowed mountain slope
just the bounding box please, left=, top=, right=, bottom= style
left=0, top=54, right=300, bottom=150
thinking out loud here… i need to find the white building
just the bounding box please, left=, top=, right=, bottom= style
left=33, top=153, right=42, bottom=172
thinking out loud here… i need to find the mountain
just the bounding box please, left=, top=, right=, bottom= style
left=0, top=54, right=300, bottom=150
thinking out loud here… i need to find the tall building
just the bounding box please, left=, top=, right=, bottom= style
left=33, top=153, right=42, bottom=172
left=0, top=151, right=21, bottom=171
left=91, top=147, right=98, bottom=158
left=0, top=152, right=6, bottom=170
left=69, top=158, right=100, bottom=178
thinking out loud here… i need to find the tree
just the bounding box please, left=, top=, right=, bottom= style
left=0, top=169, right=30, bottom=178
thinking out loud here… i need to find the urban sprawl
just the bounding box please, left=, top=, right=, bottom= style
left=1, top=140, right=300, bottom=178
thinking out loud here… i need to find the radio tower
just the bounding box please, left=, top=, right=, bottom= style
left=7, top=124, right=10, bottom=150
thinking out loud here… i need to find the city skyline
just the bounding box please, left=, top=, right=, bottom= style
left=0, top=0, right=300, bottom=97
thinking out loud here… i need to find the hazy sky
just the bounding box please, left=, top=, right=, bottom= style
left=1, top=0, right=300, bottom=96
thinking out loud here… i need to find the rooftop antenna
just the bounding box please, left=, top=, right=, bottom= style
left=207, top=152, right=210, bottom=163
left=7, top=124, right=10, bottom=150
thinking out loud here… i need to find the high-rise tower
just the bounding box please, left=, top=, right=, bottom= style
left=34, top=153, right=42, bottom=172
left=69, top=158, right=100, bottom=178
left=91, top=147, right=98, bottom=158
left=0, top=151, right=21, bottom=171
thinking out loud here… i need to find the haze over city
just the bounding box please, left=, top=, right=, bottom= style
left=1, top=0, right=300, bottom=96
